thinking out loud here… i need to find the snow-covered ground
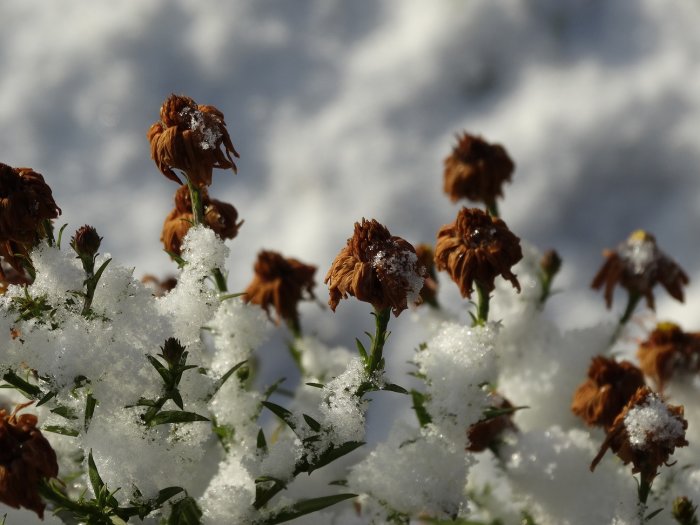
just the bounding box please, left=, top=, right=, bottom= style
left=4, top=1, right=700, bottom=523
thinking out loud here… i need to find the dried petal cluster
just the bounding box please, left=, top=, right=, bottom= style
left=637, top=322, right=700, bottom=391
left=434, top=207, right=522, bottom=298
left=148, top=94, right=239, bottom=187
left=591, top=230, right=689, bottom=310
left=415, top=243, right=439, bottom=308
left=325, top=219, right=424, bottom=316
left=0, top=404, right=58, bottom=518
left=467, top=394, right=517, bottom=452
left=0, top=163, right=61, bottom=277
left=162, top=185, right=242, bottom=256
left=571, top=355, right=646, bottom=428
left=590, top=387, right=687, bottom=479
left=244, top=250, right=317, bottom=327
left=443, top=132, right=514, bottom=207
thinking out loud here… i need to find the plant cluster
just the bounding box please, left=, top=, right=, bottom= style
left=1, top=95, right=699, bottom=525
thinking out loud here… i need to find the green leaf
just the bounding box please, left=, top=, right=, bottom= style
left=2, top=370, right=42, bottom=398
left=482, top=405, right=528, bottom=420
left=168, top=496, right=202, bottom=525
left=305, top=382, right=324, bottom=389
left=645, top=507, right=664, bottom=521
left=219, top=292, right=247, bottom=302
left=257, top=429, right=268, bottom=453
left=92, top=258, right=112, bottom=285
left=36, top=389, right=57, bottom=406
left=43, top=425, right=80, bottom=437
left=50, top=405, right=78, bottom=420
left=261, top=493, right=357, bottom=524
left=410, top=390, right=432, bottom=427
left=146, top=355, right=171, bottom=385
left=263, top=378, right=287, bottom=400
left=147, top=411, right=209, bottom=426
left=171, top=390, right=184, bottom=410
left=208, top=360, right=247, bottom=400
left=56, top=223, right=69, bottom=249
left=261, top=401, right=296, bottom=432
left=354, top=338, right=368, bottom=362
left=303, top=414, right=321, bottom=432
left=308, top=441, right=364, bottom=473
left=88, top=451, right=105, bottom=496
left=83, top=394, right=97, bottom=432
left=382, top=383, right=409, bottom=394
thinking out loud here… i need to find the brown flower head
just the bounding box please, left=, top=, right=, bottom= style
left=637, top=322, right=700, bottom=391
left=434, top=207, right=522, bottom=298
left=147, top=94, right=239, bottom=187
left=590, top=387, right=687, bottom=481
left=71, top=225, right=102, bottom=259
left=571, top=355, right=646, bottom=429
left=591, top=230, right=689, bottom=310
left=161, top=185, right=243, bottom=256
left=443, top=132, right=514, bottom=208
left=325, top=219, right=425, bottom=316
left=0, top=164, right=61, bottom=277
left=415, top=243, right=439, bottom=308
left=467, top=394, right=517, bottom=452
left=244, top=250, right=317, bottom=327
left=0, top=402, right=59, bottom=518
left=141, top=274, right=178, bottom=297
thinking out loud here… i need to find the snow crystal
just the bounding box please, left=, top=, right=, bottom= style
left=320, top=358, right=369, bottom=444
left=297, top=335, right=353, bottom=381
left=618, top=235, right=657, bottom=275
left=180, top=106, right=223, bottom=151
left=624, top=393, right=686, bottom=449
left=372, top=242, right=424, bottom=306
left=199, top=453, right=257, bottom=525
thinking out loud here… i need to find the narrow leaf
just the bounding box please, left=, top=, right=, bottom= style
left=50, top=405, right=78, bottom=420
left=262, top=493, right=357, bottom=525
left=308, top=442, right=364, bottom=473
left=145, top=355, right=171, bottom=384
left=261, top=401, right=296, bottom=432
left=36, top=390, right=57, bottom=407
left=354, top=338, right=368, bottom=362
left=257, top=428, right=268, bottom=453
left=43, top=425, right=79, bottom=437
left=305, top=382, right=324, bottom=389
left=92, top=258, right=112, bottom=284
left=208, top=360, right=247, bottom=400
left=168, top=496, right=202, bottom=525
left=87, top=451, right=105, bottom=496
left=148, top=411, right=210, bottom=426
left=302, top=414, right=321, bottom=432
left=382, top=383, right=409, bottom=395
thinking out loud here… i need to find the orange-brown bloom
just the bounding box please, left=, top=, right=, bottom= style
left=434, top=207, right=522, bottom=298
left=0, top=403, right=58, bottom=518
left=415, top=243, right=439, bottom=308
left=571, top=355, right=646, bottom=429
left=0, top=164, right=61, bottom=277
left=467, top=394, right=517, bottom=452
left=637, top=322, right=700, bottom=391
left=141, top=274, right=178, bottom=297
left=244, top=250, right=317, bottom=328
left=443, top=132, right=514, bottom=208
left=591, top=230, right=689, bottom=310
left=147, top=94, right=239, bottom=187
left=590, top=387, right=687, bottom=481
left=161, top=185, right=242, bottom=256
left=325, top=219, right=425, bottom=316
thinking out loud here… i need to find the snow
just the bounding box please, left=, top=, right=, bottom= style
left=624, top=392, right=686, bottom=450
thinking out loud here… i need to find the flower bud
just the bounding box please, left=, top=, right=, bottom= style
left=673, top=496, right=699, bottom=525
left=71, top=225, right=101, bottom=259
left=161, top=337, right=186, bottom=366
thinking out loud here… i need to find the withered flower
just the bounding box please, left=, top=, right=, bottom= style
left=147, top=94, right=239, bottom=187
left=244, top=250, right=317, bottom=329
left=637, top=322, right=700, bottom=391
left=571, top=355, right=646, bottom=429
left=443, top=132, right=514, bottom=210
left=591, top=230, right=689, bottom=311
left=0, top=264, right=31, bottom=295
left=0, top=402, right=59, bottom=518
left=325, top=219, right=425, bottom=316
left=141, top=274, right=178, bottom=297
left=415, top=243, right=439, bottom=308
left=434, top=207, right=522, bottom=298
left=0, top=164, right=61, bottom=277
left=590, top=387, right=687, bottom=484
left=161, top=185, right=242, bottom=256
left=467, top=394, right=517, bottom=452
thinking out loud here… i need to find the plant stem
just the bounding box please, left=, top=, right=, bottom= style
left=474, top=282, right=490, bottom=326
left=213, top=267, right=228, bottom=292
left=367, top=307, right=390, bottom=376
left=285, top=318, right=305, bottom=375
left=486, top=200, right=499, bottom=218
left=186, top=179, right=205, bottom=226
left=611, top=291, right=641, bottom=343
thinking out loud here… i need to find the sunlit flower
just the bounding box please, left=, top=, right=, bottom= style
left=0, top=403, right=58, bottom=518
left=590, top=387, right=687, bottom=480
left=325, top=219, right=424, bottom=316
left=571, top=355, right=646, bottom=428
left=637, top=322, right=700, bottom=391
left=415, top=243, right=439, bottom=308
left=591, top=230, right=689, bottom=310
left=443, top=132, right=514, bottom=209
left=244, top=250, right=317, bottom=328
left=434, top=207, right=522, bottom=298
left=147, top=94, right=239, bottom=187
left=0, top=164, right=61, bottom=277
left=161, top=185, right=242, bottom=256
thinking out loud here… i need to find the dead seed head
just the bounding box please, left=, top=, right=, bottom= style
left=637, top=322, right=700, bottom=391
left=148, top=94, right=239, bottom=187
left=434, top=207, right=522, bottom=298
left=325, top=219, right=425, bottom=316
left=591, top=230, right=689, bottom=310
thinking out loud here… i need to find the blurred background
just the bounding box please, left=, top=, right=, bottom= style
left=3, top=0, right=700, bottom=522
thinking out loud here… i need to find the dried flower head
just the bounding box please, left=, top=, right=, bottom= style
left=571, top=355, right=646, bottom=428
left=590, top=387, right=687, bottom=480
left=147, top=94, right=239, bottom=187
left=637, top=322, right=700, bottom=391
left=467, top=394, right=517, bottom=452
left=0, top=164, right=61, bottom=276
left=591, top=230, right=689, bottom=310
left=0, top=403, right=58, bottom=518
left=415, top=243, right=439, bottom=308
left=161, top=185, right=242, bottom=256
left=325, top=219, right=425, bottom=316
left=141, top=274, right=178, bottom=297
left=434, top=207, right=522, bottom=298
left=443, top=132, right=514, bottom=208
left=244, top=250, right=317, bottom=327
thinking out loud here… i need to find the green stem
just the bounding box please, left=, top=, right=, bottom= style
left=474, top=282, right=490, bottom=326
left=611, top=291, right=642, bottom=343
left=212, top=267, right=228, bottom=292
left=186, top=180, right=205, bottom=226
left=285, top=318, right=305, bottom=375
left=486, top=200, right=499, bottom=218
left=367, top=307, right=391, bottom=376
left=638, top=472, right=653, bottom=524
